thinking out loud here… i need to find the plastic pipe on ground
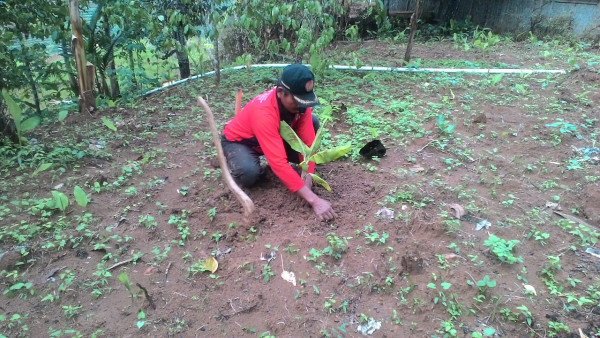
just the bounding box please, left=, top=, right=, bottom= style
left=144, top=63, right=566, bottom=97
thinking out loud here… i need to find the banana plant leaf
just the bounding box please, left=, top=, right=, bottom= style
left=300, top=161, right=309, bottom=172
left=280, top=121, right=309, bottom=156
left=309, top=122, right=325, bottom=155
left=309, top=173, right=331, bottom=192
left=2, top=89, right=22, bottom=134
left=309, top=144, right=352, bottom=164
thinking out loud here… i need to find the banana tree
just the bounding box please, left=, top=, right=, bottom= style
left=280, top=119, right=351, bottom=191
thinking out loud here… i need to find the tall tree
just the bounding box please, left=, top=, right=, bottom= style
left=69, top=0, right=96, bottom=114
left=0, top=0, right=67, bottom=114
left=147, top=0, right=211, bottom=79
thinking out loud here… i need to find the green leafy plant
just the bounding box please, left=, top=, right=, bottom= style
left=484, top=234, right=522, bottom=264
left=262, top=264, right=274, bottom=283
left=322, top=232, right=348, bottom=259
left=472, top=327, right=497, bottom=337
left=279, top=116, right=351, bottom=191
left=476, top=275, right=497, bottom=293
left=1, top=89, right=40, bottom=146
left=473, top=28, right=501, bottom=50
left=437, top=114, right=455, bottom=135
left=50, top=191, right=69, bottom=212
left=118, top=272, right=134, bottom=303
left=101, top=116, right=117, bottom=132
left=516, top=305, right=533, bottom=326
left=546, top=118, right=577, bottom=134
left=62, top=304, right=82, bottom=319
left=547, top=321, right=570, bottom=336
left=32, top=162, right=52, bottom=176
left=137, top=310, right=146, bottom=329
left=73, top=186, right=89, bottom=208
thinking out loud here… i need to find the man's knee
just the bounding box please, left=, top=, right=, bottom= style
left=312, top=114, right=320, bottom=132
left=232, top=162, right=261, bottom=187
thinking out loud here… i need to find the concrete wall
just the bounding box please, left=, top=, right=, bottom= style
left=384, top=0, right=600, bottom=38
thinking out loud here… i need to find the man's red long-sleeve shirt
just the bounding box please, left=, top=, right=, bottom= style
left=222, top=87, right=316, bottom=192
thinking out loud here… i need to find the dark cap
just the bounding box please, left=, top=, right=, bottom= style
left=278, top=64, right=320, bottom=108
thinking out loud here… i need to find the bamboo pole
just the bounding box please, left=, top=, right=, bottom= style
left=68, top=0, right=95, bottom=114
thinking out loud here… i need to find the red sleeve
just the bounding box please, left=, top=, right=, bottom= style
left=293, top=108, right=316, bottom=174
left=252, top=111, right=306, bottom=192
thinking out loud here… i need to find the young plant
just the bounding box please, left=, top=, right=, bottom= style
left=279, top=117, right=351, bottom=191
left=437, top=114, right=456, bottom=135
left=476, top=275, right=497, bottom=293
left=118, top=272, right=134, bottom=303
left=1, top=89, right=40, bottom=146
left=484, top=234, right=522, bottom=264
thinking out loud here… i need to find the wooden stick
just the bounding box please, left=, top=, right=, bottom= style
left=163, top=261, right=172, bottom=286
left=198, top=96, right=255, bottom=218
left=235, top=89, right=242, bottom=116
left=404, top=0, right=423, bottom=64
left=107, top=258, right=133, bottom=271
left=136, top=282, right=156, bottom=310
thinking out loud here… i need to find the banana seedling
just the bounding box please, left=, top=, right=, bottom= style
left=280, top=116, right=351, bottom=191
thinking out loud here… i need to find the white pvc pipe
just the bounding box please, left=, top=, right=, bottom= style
left=144, top=63, right=566, bottom=96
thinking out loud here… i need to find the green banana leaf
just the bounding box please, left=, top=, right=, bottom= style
left=309, top=144, right=352, bottom=164
left=309, top=173, right=331, bottom=192
left=280, top=121, right=309, bottom=156
left=20, top=116, right=40, bottom=132
left=2, top=89, right=22, bottom=134
left=309, top=120, right=325, bottom=155
left=299, top=161, right=309, bottom=172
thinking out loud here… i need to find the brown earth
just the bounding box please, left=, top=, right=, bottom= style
left=1, top=40, right=600, bottom=337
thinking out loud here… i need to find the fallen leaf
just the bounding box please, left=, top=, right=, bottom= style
left=201, top=257, right=218, bottom=273
left=409, top=166, right=425, bottom=173
left=444, top=253, right=465, bottom=261
left=448, top=203, right=465, bottom=219
left=523, top=284, right=537, bottom=296
left=281, top=270, right=296, bottom=286
left=143, top=266, right=160, bottom=276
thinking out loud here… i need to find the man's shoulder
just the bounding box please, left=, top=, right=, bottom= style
left=248, top=87, right=276, bottom=106
left=245, top=88, right=279, bottom=117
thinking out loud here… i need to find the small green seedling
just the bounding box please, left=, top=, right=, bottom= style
left=484, top=234, right=522, bottom=264
left=279, top=115, right=351, bottom=191
left=118, top=272, right=134, bottom=303
left=437, top=114, right=455, bottom=135
left=476, top=275, right=497, bottom=293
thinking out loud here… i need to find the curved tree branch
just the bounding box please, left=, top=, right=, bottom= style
left=197, top=96, right=254, bottom=218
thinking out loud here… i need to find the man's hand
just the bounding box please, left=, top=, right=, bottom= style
left=310, top=197, right=337, bottom=221
left=296, top=185, right=337, bottom=221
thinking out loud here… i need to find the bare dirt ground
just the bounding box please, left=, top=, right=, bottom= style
left=1, top=40, right=600, bottom=337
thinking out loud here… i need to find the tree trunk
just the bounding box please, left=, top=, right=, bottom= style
left=0, top=112, right=19, bottom=145
left=69, top=0, right=95, bottom=114
left=175, top=26, right=190, bottom=79
left=103, top=14, right=120, bottom=98
left=60, top=36, right=79, bottom=97
left=99, top=67, right=110, bottom=96
left=128, top=49, right=138, bottom=89
left=214, top=34, right=221, bottom=86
